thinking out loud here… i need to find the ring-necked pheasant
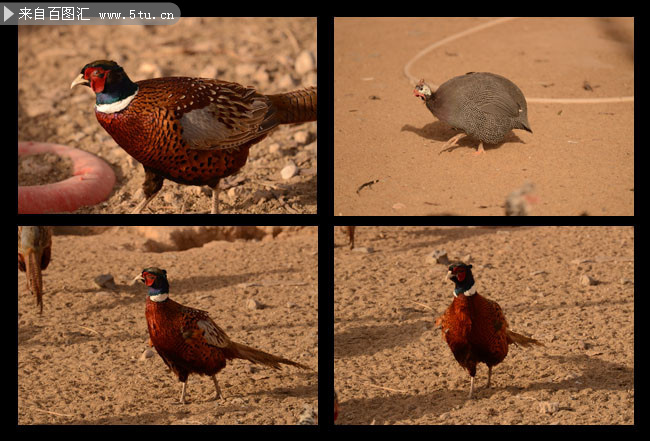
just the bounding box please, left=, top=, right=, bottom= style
left=18, top=226, right=52, bottom=314
left=138, top=267, right=309, bottom=404
left=435, top=262, right=543, bottom=398
left=71, top=60, right=317, bottom=214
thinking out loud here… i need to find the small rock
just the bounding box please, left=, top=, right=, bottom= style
left=427, top=250, right=450, bottom=265
left=392, top=203, right=406, bottom=210
left=295, top=50, right=315, bottom=75
left=530, top=270, right=547, bottom=276
left=94, top=274, right=116, bottom=290
left=619, top=278, right=633, bottom=285
left=268, top=143, right=281, bottom=154
left=293, top=131, right=309, bottom=144
left=140, top=348, right=156, bottom=361
left=580, top=274, right=598, bottom=286
left=281, top=163, right=299, bottom=180
left=538, top=401, right=559, bottom=414
left=352, top=246, right=374, bottom=254
left=246, top=298, right=263, bottom=310
left=461, top=254, right=471, bottom=263
left=286, top=302, right=296, bottom=308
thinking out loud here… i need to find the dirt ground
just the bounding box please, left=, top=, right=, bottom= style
left=18, top=227, right=318, bottom=425
left=334, top=226, right=634, bottom=424
left=18, top=17, right=317, bottom=214
left=334, top=18, right=634, bottom=216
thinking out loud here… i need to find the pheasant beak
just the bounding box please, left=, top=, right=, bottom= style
left=71, top=73, right=90, bottom=89
left=132, top=273, right=145, bottom=285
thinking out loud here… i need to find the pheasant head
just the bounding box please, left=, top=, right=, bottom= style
left=71, top=60, right=138, bottom=107
left=413, top=79, right=432, bottom=102
left=446, top=262, right=476, bottom=296
left=137, top=267, right=170, bottom=301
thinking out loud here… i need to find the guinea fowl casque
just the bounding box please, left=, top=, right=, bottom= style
left=413, top=72, right=532, bottom=155
left=71, top=60, right=317, bottom=213
left=138, top=267, right=309, bottom=404
left=435, top=262, right=543, bottom=398
left=18, top=226, right=52, bottom=314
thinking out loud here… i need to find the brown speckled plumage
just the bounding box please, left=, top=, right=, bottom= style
left=140, top=267, right=308, bottom=404
left=72, top=60, right=317, bottom=213
left=436, top=263, right=543, bottom=398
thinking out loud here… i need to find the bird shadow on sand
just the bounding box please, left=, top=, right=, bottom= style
left=401, top=122, right=526, bottom=154
left=335, top=352, right=633, bottom=424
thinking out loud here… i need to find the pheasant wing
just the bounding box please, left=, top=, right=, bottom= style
left=179, top=82, right=277, bottom=151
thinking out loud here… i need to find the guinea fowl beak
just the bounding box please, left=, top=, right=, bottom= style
left=71, top=74, right=90, bottom=89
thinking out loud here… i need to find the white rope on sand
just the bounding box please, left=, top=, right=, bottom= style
left=403, top=17, right=634, bottom=104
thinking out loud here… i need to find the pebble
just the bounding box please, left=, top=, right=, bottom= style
left=427, top=250, right=450, bottom=265
left=281, top=163, right=299, bottom=180
left=538, top=401, right=559, bottom=414
left=246, top=298, right=263, bottom=310
left=293, top=131, right=309, bottom=144
left=392, top=203, right=406, bottom=210
left=268, top=143, right=281, bottom=154
left=94, top=274, right=116, bottom=290
left=295, top=50, right=315, bottom=75
left=580, top=274, right=598, bottom=286
left=352, top=246, right=374, bottom=254
left=140, top=348, right=156, bottom=361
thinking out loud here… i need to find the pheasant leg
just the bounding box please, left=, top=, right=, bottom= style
left=132, top=168, right=165, bottom=214
left=469, top=376, right=475, bottom=399
left=439, top=133, right=465, bottom=153
left=179, top=381, right=188, bottom=404
left=210, top=182, right=220, bottom=214
left=212, top=375, right=224, bottom=400
left=486, top=366, right=492, bottom=389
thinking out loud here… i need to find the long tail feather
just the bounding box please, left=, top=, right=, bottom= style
left=267, top=87, right=317, bottom=124
left=231, top=341, right=309, bottom=370
left=507, top=330, right=544, bottom=347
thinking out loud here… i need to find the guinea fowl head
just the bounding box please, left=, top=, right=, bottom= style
left=413, top=79, right=432, bottom=102
left=446, top=262, right=476, bottom=296
left=71, top=60, right=138, bottom=105
left=137, top=267, right=170, bottom=298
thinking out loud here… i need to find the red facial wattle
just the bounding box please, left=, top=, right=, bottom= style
left=456, top=270, right=466, bottom=282
left=85, top=67, right=108, bottom=93
left=143, top=272, right=156, bottom=287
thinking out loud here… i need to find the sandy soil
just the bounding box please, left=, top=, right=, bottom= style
left=334, top=18, right=634, bottom=216
left=18, top=17, right=317, bottom=214
left=18, top=227, right=318, bottom=425
left=334, top=226, right=634, bottom=424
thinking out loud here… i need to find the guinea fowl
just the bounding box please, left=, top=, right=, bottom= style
left=71, top=60, right=317, bottom=214
left=18, top=226, right=52, bottom=314
left=138, top=267, right=309, bottom=404
left=413, top=72, right=532, bottom=155
left=435, top=262, right=543, bottom=398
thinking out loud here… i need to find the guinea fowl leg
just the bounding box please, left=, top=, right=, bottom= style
left=473, top=142, right=486, bottom=156
left=439, top=133, right=465, bottom=154
left=132, top=168, right=165, bottom=214
left=212, top=375, right=224, bottom=400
